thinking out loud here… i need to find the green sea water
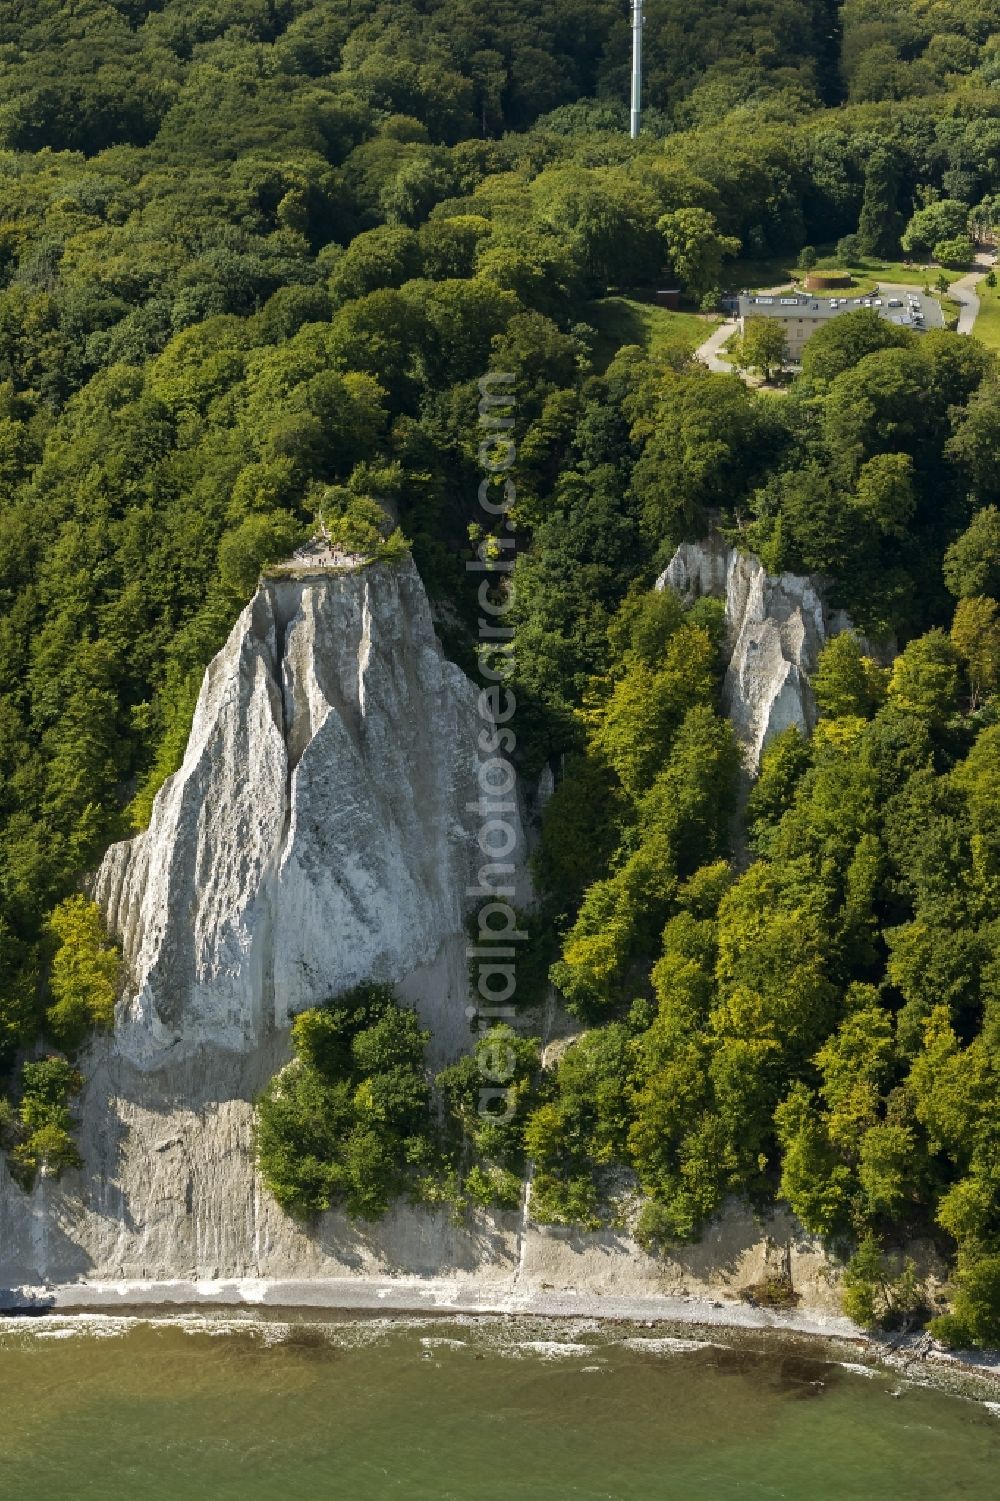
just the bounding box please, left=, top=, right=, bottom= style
left=0, top=1315, right=997, bottom=1500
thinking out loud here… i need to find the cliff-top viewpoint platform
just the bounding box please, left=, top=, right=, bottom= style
left=266, top=535, right=369, bottom=578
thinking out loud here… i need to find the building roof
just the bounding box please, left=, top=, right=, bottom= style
left=738, top=290, right=944, bottom=333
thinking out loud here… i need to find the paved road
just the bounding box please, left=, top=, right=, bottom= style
left=694, top=318, right=736, bottom=372
left=950, top=251, right=996, bottom=335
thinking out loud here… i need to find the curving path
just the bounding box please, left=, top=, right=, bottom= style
left=694, top=318, right=737, bottom=373
left=950, top=250, right=996, bottom=336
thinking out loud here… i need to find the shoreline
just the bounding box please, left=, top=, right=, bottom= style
left=1, top=1274, right=858, bottom=1334
left=3, top=1275, right=999, bottom=1393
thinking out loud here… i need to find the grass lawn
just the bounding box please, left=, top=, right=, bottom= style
left=726, top=251, right=964, bottom=297
left=714, top=332, right=738, bottom=364
left=585, top=295, right=720, bottom=371
left=940, top=294, right=963, bottom=331
left=840, top=260, right=963, bottom=295
left=970, top=279, right=1000, bottom=351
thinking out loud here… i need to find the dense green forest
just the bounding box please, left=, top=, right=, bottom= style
left=0, top=1, right=998, bottom=1345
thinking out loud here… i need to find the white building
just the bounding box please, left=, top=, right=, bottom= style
left=738, top=290, right=944, bottom=363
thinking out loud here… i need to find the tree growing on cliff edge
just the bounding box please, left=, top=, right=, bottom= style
left=45, top=897, right=120, bottom=1051
left=217, top=511, right=306, bottom=598
left=1, top=1058, right=84, bottom=1190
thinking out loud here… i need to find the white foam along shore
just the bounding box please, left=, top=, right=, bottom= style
left=3, top=1275, right=1000, bottom=1395
left=0, top=1275, right=858, bottom=1332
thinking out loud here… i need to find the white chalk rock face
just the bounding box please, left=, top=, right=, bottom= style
left=94, top=559, right=521, bottom=1070
left=658, top=537, right=847, bottom=771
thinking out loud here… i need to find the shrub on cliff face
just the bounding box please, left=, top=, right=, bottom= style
left=0, top=901, right=118, bottom=1189
left=254, top=983, right=434, bottom=1220
left=2, top=1057, right=84, bottom=1190
left=45, top=896, right=120, bottom=1050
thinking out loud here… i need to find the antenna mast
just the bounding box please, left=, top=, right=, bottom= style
left=630, top=0, right=643, bottom=139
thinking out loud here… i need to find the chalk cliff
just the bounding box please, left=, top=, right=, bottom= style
left=94, top=558, right=510, bottom=1069
left=658, top=536, right=856, bottom=771
left=0, top=552, right=860, bottom=1323
left=0, top=559, right=532, bottom=1287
